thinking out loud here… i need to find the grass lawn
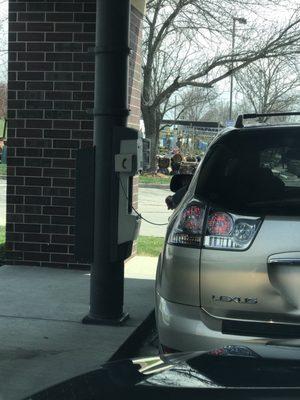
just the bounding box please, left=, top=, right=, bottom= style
left=137, top=235, right=164, bottom=257
left=0, top=119, right=5, bottom=137
left=0, top=163, right=6, bottom=176
left=0, top=226, right=5, bottom=244
left=139, top=175, right=171, bottom=185
left=0, top=226, right=5, bottom=264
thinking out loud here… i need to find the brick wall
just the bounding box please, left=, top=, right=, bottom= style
left=7, top=1, right=143, bottom=268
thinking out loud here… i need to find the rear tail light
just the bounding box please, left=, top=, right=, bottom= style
left=204, top=211, right=261, bottom=250
left=168, top=200, right=261, bottom=250
left=168, top=201, right=206, bottom=247
left=207, top=212, right=233, bottom=236
left=160, top=344, right=180, bottom=354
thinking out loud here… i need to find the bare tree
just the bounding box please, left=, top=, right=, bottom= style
left=200, top=100, right=235, bottom=125
left=235, top=57, right=300, bottom=121
left=175, top=87, right=218, bottom=121
left=159, top=87, right=218, bottom=130
left=142, top=0, right=300, bottom=169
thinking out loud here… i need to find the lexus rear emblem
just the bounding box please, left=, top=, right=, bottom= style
left=212, top=295, right=258, bottom=304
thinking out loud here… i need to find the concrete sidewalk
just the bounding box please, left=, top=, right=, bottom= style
left=0, top=256, right=157, bottom=400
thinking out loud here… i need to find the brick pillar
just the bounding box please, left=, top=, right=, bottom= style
left=7, top=1, right=143, bottom=268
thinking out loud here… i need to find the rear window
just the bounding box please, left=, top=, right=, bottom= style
left=196, top=128, right=300, bottom=216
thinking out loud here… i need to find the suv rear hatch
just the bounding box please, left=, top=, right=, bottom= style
left=197, top=127, right=300, bottom=325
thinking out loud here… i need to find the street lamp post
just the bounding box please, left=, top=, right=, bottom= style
left=229, top=17, right=247, bottom=122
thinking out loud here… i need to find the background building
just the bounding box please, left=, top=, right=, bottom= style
left=7, top=0, right=145, bottom=267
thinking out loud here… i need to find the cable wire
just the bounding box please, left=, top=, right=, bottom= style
left=119, top=177, right=169, bottom=226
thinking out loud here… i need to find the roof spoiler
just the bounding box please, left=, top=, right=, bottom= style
left=235, top=112, right=300, bottom=129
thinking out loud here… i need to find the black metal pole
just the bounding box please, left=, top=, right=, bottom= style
left=83, top=0, right=130, bottom=325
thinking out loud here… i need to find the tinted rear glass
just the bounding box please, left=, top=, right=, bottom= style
left=196, top=128, right=300, bottom=216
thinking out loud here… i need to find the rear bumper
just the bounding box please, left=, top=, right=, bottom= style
left=155, top=294, right=298, bottom=352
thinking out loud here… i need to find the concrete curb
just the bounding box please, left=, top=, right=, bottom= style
left=108, top=309, right=155, bottom=361
left=139, top=184, right=169, bottom=189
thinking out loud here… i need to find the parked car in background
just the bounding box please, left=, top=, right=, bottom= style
left=156, top=112, right=300, bottom=353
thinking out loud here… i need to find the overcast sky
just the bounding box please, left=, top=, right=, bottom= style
left=0, top=0, right=297, bottom=113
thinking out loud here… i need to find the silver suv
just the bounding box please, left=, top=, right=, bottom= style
left=155, top=112, right=300, bottom=353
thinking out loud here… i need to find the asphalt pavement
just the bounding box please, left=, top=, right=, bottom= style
left=138, top=186, right=173, bottom=237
